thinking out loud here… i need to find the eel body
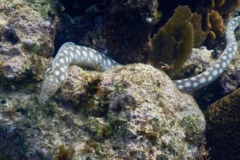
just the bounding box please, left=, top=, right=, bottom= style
left=173, top=16, right=239, bottom=91
left=39, top=43, right=119, bottom=102
left=39, top=16, right=240, bottom=103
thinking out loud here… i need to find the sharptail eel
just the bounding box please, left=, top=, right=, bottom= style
left=39, top=16, right=240, bottom=103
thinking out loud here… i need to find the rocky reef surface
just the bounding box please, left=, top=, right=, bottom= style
left=0, top=0, right=56, bottom=82
left=0, top=63, right=206, bottom=159
left=1, top=0, right=240, bottom=159
left=0, top=1, right=206, bottom=159
left=63, top=64, right=206, bottom=159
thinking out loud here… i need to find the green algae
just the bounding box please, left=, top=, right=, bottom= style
left=23, top=42, right=41, bottom=54
left=180, top=115, right=200, bottom=140
left=25, top=0, right=57, bottom=20
left=84, top=117, right=112, bottom=141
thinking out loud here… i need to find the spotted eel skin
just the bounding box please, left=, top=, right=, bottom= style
left=39, top=16, right=240, bottom=103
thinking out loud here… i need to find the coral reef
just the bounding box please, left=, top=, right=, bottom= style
left=2, top=0, right=240, bottom=159
left=151, top=6, right=206, bottom=76
left=59, top=66, right=102, bottom=105
left=0, top=90, right=83, bottom=159
left=205, top=88, right=240, bottom=159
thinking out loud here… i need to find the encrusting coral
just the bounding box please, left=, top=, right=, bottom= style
left=151, top=5, right=206, bottom=76
left=199, top=0, right=240, bottom=47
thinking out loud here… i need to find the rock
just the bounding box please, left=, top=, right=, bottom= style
left=2, top=55, right=29, bottom=80
left=58, top=64, right=206, bottom=159
left=59, top=66, right=102, bottom=104
left=205, top=88, right=240, bottom=159
left=173, top=47, right=215, bottom=80
left=219, top=46, right=240, bottom=94
left=0, top=64, right=206, bottom=159
left=0, top=0, right=57, bottom=81
left=0, top=0, right=208, bottom=159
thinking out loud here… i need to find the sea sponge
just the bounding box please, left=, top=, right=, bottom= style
left=205, top=88, right=240, bottom=159
left=151, top=6, right=206, bottom=76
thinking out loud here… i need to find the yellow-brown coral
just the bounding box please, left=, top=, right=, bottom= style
left=199, top=0, right=240, bottom=46
left=213, top=0, right=240, bottom=19
left=203, top=9, right=226, bottom=46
